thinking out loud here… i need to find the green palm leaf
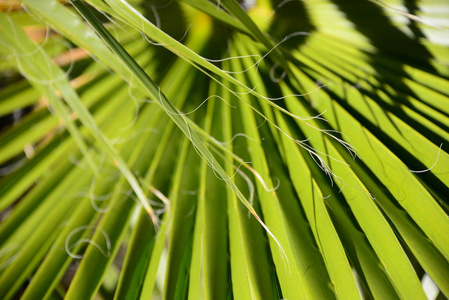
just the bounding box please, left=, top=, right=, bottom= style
left=0, top=0, right=448, bottom=299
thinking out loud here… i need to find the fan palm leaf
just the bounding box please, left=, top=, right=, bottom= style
left=0, top=0, right=448, bottom=299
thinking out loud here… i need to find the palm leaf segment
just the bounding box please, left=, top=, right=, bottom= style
left=0, top=0, right=448, bottom=299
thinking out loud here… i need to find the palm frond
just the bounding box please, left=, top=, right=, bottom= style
left=0, top=0, right=448, bottom=299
